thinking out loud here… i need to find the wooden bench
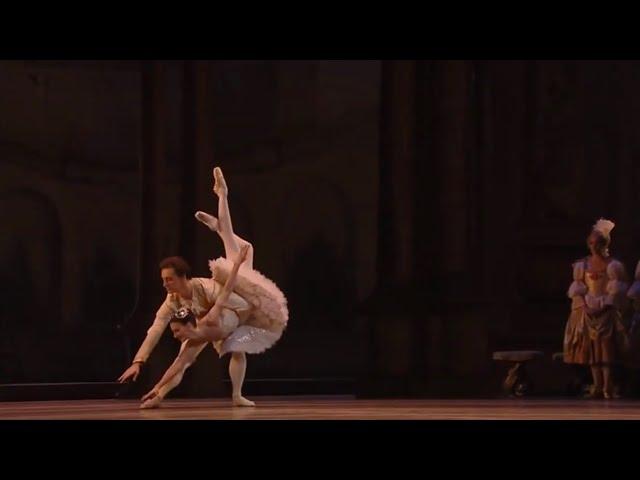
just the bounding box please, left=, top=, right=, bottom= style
left=492, top=350, right=544, bottom=397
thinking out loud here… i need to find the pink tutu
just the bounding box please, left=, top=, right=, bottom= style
left=209, top=257, right=289, bottom=356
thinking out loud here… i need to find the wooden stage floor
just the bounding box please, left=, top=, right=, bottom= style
left=2, top=396, right=640, bottom=420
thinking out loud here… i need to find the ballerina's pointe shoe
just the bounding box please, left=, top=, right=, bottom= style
left=195, top=211, right=219, bottom=232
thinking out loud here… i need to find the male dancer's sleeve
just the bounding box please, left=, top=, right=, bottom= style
left=132, top=296, right=174, bottom=364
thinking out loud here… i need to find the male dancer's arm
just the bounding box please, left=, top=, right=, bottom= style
left=117, top=297, right=174, bottom=383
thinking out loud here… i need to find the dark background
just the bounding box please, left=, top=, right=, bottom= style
left=2, top=60, right=639, bottom=398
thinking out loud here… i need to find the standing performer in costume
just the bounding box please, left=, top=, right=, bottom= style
left=625, top=260, right=640, bottom=395
left=564, top=218, right=629, bottom=399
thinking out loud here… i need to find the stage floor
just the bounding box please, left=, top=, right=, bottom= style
left=2, top=396, right=640, bottom=420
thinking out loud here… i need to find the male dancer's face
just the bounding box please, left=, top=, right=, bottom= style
left=161, top=267, right=188, bottom=294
